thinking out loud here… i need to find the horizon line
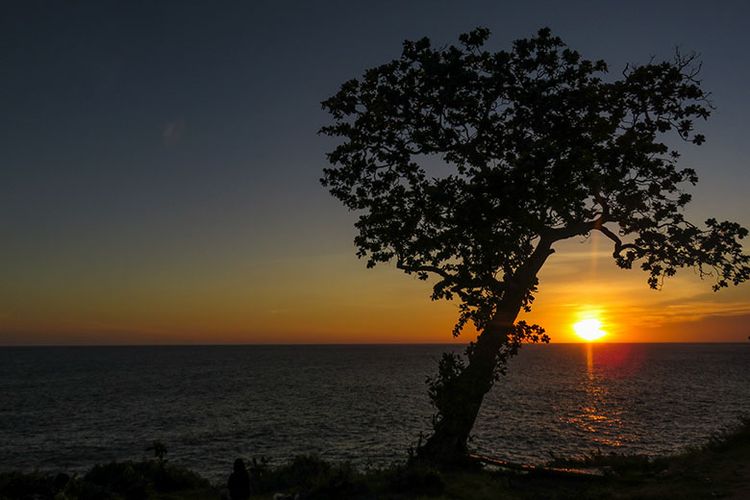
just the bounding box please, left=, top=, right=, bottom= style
left=1, top=341, right=749, bottom=348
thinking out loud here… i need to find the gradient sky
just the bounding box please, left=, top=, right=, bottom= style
left=2, top=1, right=749, bottom=345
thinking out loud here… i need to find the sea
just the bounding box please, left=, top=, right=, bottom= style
left=1, top=343, right=748, bottom=482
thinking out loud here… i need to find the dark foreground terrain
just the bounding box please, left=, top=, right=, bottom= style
left=2, top=419, right=748, bottom=499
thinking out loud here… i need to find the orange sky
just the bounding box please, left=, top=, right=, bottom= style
left=2, top=232, right=748, bottom=345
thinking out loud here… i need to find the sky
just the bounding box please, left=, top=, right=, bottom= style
left=1, top=1, right=749, bottom=345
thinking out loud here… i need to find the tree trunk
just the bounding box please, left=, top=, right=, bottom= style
left=417, top=240, right=554, bottom=465
left=416, top=301, right=521, bottom=464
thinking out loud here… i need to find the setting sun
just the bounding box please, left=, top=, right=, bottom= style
left=573, top=318, right=607, bottom=342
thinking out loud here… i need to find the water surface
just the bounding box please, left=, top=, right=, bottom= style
left=1, top=343, right=748, bottom=481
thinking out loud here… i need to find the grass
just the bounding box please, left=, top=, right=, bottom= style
left=2, top=418, right=749, bottom=499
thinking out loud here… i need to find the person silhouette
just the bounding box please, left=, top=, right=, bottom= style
left=228, top=458, right=251, bottom=500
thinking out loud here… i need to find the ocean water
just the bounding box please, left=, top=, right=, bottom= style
left=1, top=343, right=748, bottom=481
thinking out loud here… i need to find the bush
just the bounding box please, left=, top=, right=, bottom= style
left=388, top=463, right=445, bottom=497
left=83, top=460, right=210, bottom=499
left=85, top=462, right=149, bottom=499
left=0, top=471, right=58, bottom=499
left=252, top=455, right=366, bottom=498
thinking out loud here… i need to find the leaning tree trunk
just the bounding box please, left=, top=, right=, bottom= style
left=416, top=299, right=521, bottom=464
left=417, top=241, right=554, bottom=465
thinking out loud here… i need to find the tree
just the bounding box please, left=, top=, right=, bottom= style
left=320, top=28, right=750, bottom=464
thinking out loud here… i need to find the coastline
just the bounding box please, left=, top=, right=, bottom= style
left=2, top=418, right=748, bottom=499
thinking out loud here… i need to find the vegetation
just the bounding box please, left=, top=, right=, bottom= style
left=320, top=27, right=750, bottom=462
left=0, top=458, right=214, bottom=500
left=2, top=418, right=749, bottom=499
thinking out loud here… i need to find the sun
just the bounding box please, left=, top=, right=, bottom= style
left=573, top=318, right=607, bottom=342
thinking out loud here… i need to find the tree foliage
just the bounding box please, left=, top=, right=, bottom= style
left=320, top=27, right=750, bottom=340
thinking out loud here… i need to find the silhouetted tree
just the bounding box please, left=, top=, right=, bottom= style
left=320, top=28, right=750, bottom=464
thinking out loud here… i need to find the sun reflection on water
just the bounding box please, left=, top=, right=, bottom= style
left=565, top=343, right=628, bottom=448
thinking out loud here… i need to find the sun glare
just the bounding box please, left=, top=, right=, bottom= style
left=573, top=318, right=607, bottom=342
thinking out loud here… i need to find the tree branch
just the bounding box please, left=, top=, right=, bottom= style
left=396, top=259, right=452, bottom=279
left=541, top=213, right=608, bottom=242
left=596, top=225, right=640, bottom=257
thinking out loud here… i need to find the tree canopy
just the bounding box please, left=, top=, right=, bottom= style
left=320, top=27, right=749, bottom=340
